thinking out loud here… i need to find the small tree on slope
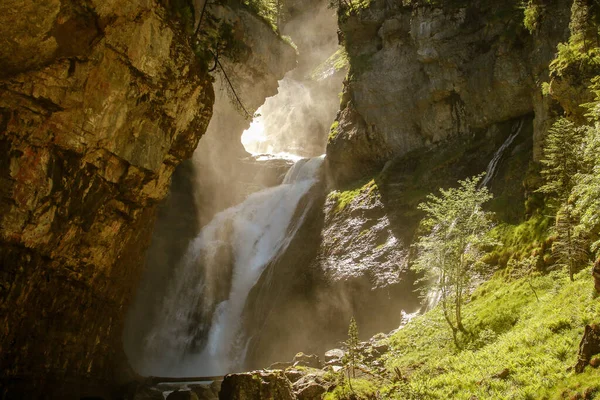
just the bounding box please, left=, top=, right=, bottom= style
left=538, top=117, right=590, bottom=280
left=412, top=174, right=496, bottom=347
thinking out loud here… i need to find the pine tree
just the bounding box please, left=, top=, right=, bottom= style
left=412, top=174, right=497, bottom=347
left=538, top=117, right=591, bottom=279
left=537, top=118, right=587, bottom=207
left=554, top=204, right=589, bottom=281
left=345, top=317, right=360, bottom=380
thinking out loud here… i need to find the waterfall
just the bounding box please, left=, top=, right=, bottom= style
left=136, top=156, right=324, bottom=377
left=480, top=119, right=524, bottom=188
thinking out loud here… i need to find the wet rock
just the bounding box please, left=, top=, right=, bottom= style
left=219, top=371, right=295, bottom=400
left=293, top=353, right=323, bottom=369
left=294, top=382, right=327, bottom=400
left=269, top=361, right=294, bottom=370
left=190, top=383, right=221, bottom=400
left=292, top=373, right=328, bottom=400
left=324, top=349, right=345, bottom=363
left=372, top=342, right=390, bottom=356
left=284, top=370, right=305, bottom=384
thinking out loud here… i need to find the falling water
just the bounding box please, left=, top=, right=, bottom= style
left=136, top=156, right=324, bottom=377
left=480, top=119, right=524, bottom=187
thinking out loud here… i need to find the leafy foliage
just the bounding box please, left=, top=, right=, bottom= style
left=412, top=174, right=497, bottom=346
left=523, top=1, right=542, bottom=33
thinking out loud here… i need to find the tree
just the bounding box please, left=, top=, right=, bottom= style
left=345, top=317, right=360, bottom=380
left=412, top=174, right=496, bottom=347
left=575, top=86, right=600, bottom=257
left=538, top=117, right=590, bottom=280
left=537, top=118, right=587, bottom=207
left=554, top=204, right=589, bottom=281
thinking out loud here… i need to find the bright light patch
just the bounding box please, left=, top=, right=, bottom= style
left=241, top=109, right=267, bottom=154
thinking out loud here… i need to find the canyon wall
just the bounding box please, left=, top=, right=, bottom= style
left=0, top=0, right=214, bottom=397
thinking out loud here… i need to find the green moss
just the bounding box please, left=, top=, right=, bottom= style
left=381, top=269, right=600, bottom=399
left=523, top=1, right=541, bottom=33
left=329, top=120, right=340, bottom=142
left=328, top=179, right=378, bottom=214
left=484, top=214, right=552, bottom=269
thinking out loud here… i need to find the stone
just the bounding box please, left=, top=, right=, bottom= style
left=284, top=370, right=305, bottom=384
left=292, top=374, right=328, bottom=400
left=575, top=324, right=600, bottom=373
left=324, top=349, right=345, bottom=363
left=492, top=369, right=510, bottom=380
left=219, top=371, right=295, bottom=400
left=268, top=361, right=294, bottom=370
left=292, top=353, right=323, bottom=369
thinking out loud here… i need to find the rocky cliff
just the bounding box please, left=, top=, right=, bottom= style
left=328, top=0, right=572, bottom=185
left=0, top=0, right=214, bottom=397
left=238, top=0, right=581, bottom=372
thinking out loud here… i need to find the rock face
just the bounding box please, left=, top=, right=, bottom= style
left=328, top=0, right=572, bottom=185
left=0, top=0, right=214, bottom=397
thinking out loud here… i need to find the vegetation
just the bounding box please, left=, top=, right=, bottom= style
left=354, top=11, right=600, bottom=396
left=412, top=174, right=497, bottom=347
left=345, top=317, right=361, bottom=380
left=523, top=1, right=542, bottom=33
left=327, top=178, right=378, bottom=214
left=382, top=269, right=599, bottom=399
left=242, top=0, right=283, bottom=33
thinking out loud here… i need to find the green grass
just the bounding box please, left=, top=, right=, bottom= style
left=324, top=378, right=379, bottom=400
left=380, top=269, right=600, bottom=399
left=484, top=214, right=553, bottom=269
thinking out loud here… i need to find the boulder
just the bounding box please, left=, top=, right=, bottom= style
left=324, top=349, right=345, bottom=364
left=292, top=375, right=328, bottom=400
left=292, top=353, right=323, bottom=369
left=284, top=370, right=305, bottom=384
left=219, top=371, right=296, bottom=400
left=268, top=361, right=294, bottom=370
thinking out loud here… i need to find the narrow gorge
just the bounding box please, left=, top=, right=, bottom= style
left=2, top=0, right=600, bottom=399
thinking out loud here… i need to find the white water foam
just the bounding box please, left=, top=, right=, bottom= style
left=138, top=156, right=324, bottom=377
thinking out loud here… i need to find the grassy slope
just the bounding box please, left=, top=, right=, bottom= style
left=381, top=268, right=600, bottom=399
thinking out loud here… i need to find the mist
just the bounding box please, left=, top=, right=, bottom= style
left=123, top=0, right=346, bottom=377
